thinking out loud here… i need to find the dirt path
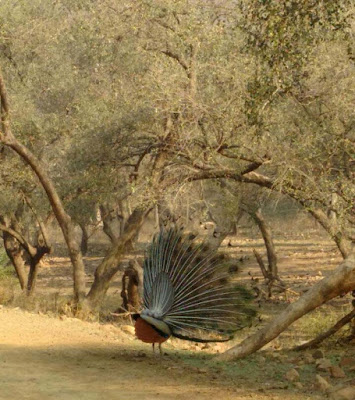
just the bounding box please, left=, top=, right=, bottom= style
left=0, top=307, right=320, bottom=400
left=0, top=236, right=347, bottom=400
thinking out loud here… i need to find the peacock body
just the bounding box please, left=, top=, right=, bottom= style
left=133, top=228, right=255, bottom=350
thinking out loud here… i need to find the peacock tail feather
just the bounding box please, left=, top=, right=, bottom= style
left=140, top=227, right=256, bottom=342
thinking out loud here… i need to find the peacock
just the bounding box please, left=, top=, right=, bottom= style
left=133, top=227, right=256, bottom=353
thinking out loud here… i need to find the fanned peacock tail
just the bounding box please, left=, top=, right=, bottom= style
left=140, top=227, right=256, bottom=342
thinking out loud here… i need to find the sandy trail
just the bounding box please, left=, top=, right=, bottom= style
left=0, top=236, right=342, bottom=400
left=0, top=307, right=319, bottom=400
left=0, top=307, right=256, bottom=400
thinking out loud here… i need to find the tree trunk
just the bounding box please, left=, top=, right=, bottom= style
left=328, top=193, right=338, bottom=222
left=117, top=200, right=129, bottom=235
left=157, top=201, right=176, bottom=228
left=99, top=204, right=118, bottom=243
left=216, top=252, right=355, bottom=361
left=26, top=246, right=50, bottom=296
left=202, top=208, right=233, bottom=250
left=84, top=207, right=150, bottom=309
left=3, top=233, right=27, bottom=290
left=126, top=263, right=140, bottom=311
left=79, top=223, right=89, bottom=256
left=251, top=208, right=279, bottom=280
left=26, top=259, right=40, bottom=296
left=209, top=228, right=230, bottom=250
left=119, top=261, right=141, bottom=312
left=0, top=212, right=51, bottom=295
left=309, top=208, right=351, bottom=259
left=253, top=249, right=268, bottom=279
left=231, top=221, right=238, bottom=236
left=8, top=137, right=87, bottom=301
left=0, top=71, right=86, bottom=301
left=231, top=210, right=244, bottom=236
left=2, top=143, right=86, bottom=299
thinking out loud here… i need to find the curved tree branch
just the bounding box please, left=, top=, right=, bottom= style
left=21, top=192, right=51, bottom=248
left=0, top=223, right=36, bottom=257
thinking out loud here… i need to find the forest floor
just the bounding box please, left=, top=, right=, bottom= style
left=0, top=232, right=354, bottom=399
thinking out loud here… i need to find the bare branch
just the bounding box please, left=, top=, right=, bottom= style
left=0, top=72, right=10, bottom=115
left=253, top=249, right=268, bottom=279
left=187, top=169, right=274, bottom=188
left=0, top=223, right=36, bottom=256
left=152, top=18, right=176, bottom=32
left=240, top=161, right=264, bottom=175
left=161, top=49, right=189, bottom=71
left=21, top=192, right=51, bottom=248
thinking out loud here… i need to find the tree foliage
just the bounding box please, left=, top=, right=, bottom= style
left=0, top=0, right=353, bottom=304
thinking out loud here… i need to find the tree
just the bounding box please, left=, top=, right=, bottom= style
left=0, top=0, right=353, bottom=312
left=179, top=0, right=354, bottom=258
left=0, top=201, right=52, bottom=295
left=0, top=69, right=88, bottom=299
left=236, top=0, right=354, bottom=256
left=247, top=207, right=281, bottom=294
left=0, top=0, right=142, bottom=304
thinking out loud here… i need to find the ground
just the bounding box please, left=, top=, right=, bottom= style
left=0, top=228, right=354, bottom=400
left=0, top=306, right=343, bottom=400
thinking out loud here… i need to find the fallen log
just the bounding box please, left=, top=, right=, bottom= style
left=216, top=252, right=355, bottom=361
